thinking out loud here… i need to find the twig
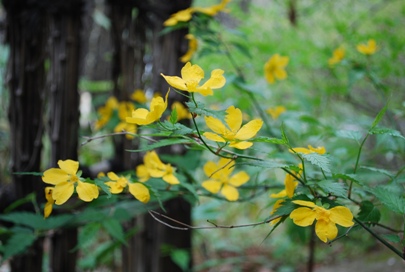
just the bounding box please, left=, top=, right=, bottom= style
left=148, top=210, right=281, bottom=230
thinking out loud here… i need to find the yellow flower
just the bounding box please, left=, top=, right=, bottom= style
left=131, top=89, right=147, bottom=104
left=266, top=106, right=286, bottom=120
left=161, top=62, right=226, bottom=96
left=105, top=172, right=150, bottom=203
left=94, top=96, right=119, bottom=130
left=137, top=151, right=180, bottom=185
left=163, top=8, right=194, bottom=26
left=270, top=199, right=284, bottom=225
left=328, top=46, right=345, bottom=66
left=203, top=106, right=263, bottom=149
left=42, top=160, right=99, bottom=205
left=44, top=187, right=55, bottom=218
left=202, top=158, right=249, bottom=201
left=289, top=145, right=326, bottom=155
left=180, top=34, right=198, bottom=63
left=264, top=54, right=289, bottom=84
left=194, top=0, right=231, bottom=16
left=114, top=101, right=137, bottom=139
left=126, top=90, right=169, bottom=125
left=270, top=165, right=301, bottom=199
left=171, top=101, right=192, bottom=121
left=290, top=200, right=354, bottom=243
left=357, top=39, right=377, bottom=55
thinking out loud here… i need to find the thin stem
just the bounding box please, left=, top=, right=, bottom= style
left=348, top=134, right=369, bottom=198
left=354, top=218, right=404, bottom=260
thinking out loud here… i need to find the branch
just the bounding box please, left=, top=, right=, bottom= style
left=148, top=210, right=281, bottom=230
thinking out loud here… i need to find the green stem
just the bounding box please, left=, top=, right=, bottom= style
left=348, top=134, right=369, bottom=198
left=354, top=218, right=404, bottom=260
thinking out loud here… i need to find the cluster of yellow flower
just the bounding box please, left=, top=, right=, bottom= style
left=329, top=39, right=378, bottom=66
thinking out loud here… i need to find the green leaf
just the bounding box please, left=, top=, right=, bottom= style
left=129, top=138, right=192, bottom=152
left=12, top=172, right=43, bottom=176
left=94, top=178, right=112, bottom=198
left=370, top=104, right=387, bottom=130
left=73, top=222, right=101, bottom=252
left=280, top=123, right=290, bottom=144
left=185, top=101, right=224, bottom=119
left=369, top=127, right=405, bottom=140
left=360, top=166, right=394, bottom=178
left=335, top=130, right=363, bottom=142
left=102, top=218, right=126, bottom=245
left=170, top=249, right=190, bottom=272
left=2, top=230, right=36, bottom=261
left=301, top=153, right=331, bottom=173
left=171, top=123, right=194, bottom=136
left=381, top=234, right=401, bottom=244
left=0, top=212, right=45, bottom=230
left=170, top=108, right=178, bottom=124
left=371, top=186, right=405, bottom=215
left=357, top=201, right=381, bottom=224
left=313, top=180, right=347, bottom=198
left=332, top=173, right=362, bottom=185
left=272, top=200, right=296, bottom=217
left=251, top=136, right=286, bottom=145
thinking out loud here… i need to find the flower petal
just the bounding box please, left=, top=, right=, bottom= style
left=128, top=182, right=150, bottom=203
left=163, top=174, right=180, bottom=185
left=181, top=62, right=204, bottom=83
left=292, top=200, right=317, bottom=208
left=202, top=180, right=221, bottom=194
left=329, top=206, right=354, bottom=227
left=315, top=219, right=338, bottom=243
left=228, top=171, right=249, bottom=187
left=204, top=116, right=227, bottom=135
left=229, top=141, right=253, bottom=149
left=105, top=181, right=124, bottom=194
left=270, top=189, right=287, bottom=198
left=290, top=207, right=316, bottom=226
left=76, top=181, right=99, bottom=202
left=52, top=182, right=74, bottom=205
left=107, top=172, right=119, bottom=181
left=136, top=165, right=150, bottom=182
left=203, top=132, right=226, bottom=143
left=235, top=119, right=263, bottom=140
left=221, top=184, right=239, bottom=201
left=225, top=106, right=242, bottom=133
left=58, top=160, right=79, bottom=175
left=161, top=75, right=188, bottom=91
left=126, top=108, right=150, bottom=125
left=42, top=168, right=69, bottom=185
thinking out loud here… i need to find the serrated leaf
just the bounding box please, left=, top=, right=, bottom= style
left=336, top=130, right=363, bottom=142
left=102, top=218, right=126, bottom=245
left=128, top=138, right=192, bottom=152
left=302, top=153, right=331, bottom=173
left=0, top=212, right=45, bottom=230
left=371, top=186, right=405, bottom=215
left=185, top=101, right=224, bottom=119
left=94, top=178, right=112, bottom=198
left=2, top=231, right=36, bottom=260
left=333, top=173, right=362, bottom=185
left=251, top=136, right=286, bottom=145
left=360, top=166, right=394, bottom=178
left=357, top=201, right=381, bottom=224
left=369, top=127, right=405, bottom=140
left=313, top=180, right=347, bottom=198
left=73, top=222, right=102, bottom=251
left=280, top=124, right=290, bottom=144
left=170, top=108, right=178, bottom=124
left=272, top=200, right=296, bottom=217
left=171, top=123, right=194, bottom=136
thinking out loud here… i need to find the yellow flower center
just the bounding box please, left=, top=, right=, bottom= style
left=70, top=175, right=79, bottom=183
left=315, top=206, right=331, bottom=222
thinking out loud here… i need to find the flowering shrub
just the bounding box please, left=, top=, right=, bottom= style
left=3, top=0, right=405, bottom=269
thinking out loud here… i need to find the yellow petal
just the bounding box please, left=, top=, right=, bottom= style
left=228, top=171, right=249, bottom=187
left=105, top=181, right=124, bottom=194
left=289, top=147, right=311, bottom=154
left=128, top=182, right=150, bottom=203
left=284, top=174, right=298, bottom=198
left=225, top=106, right=242, bottom=133
left=163, top=174, right=180, bottom=185
left=221, top=184, right=239, bottom=201
left=199, top=69, right=226, bottom=90
left=181, top=62, right=204, bottom=84
left=203, top=161, right=218, bottom=177
left=126, top=108, right=150, bottom=125
left=42, top=168, right=69, bottom=185
left=203, top=132, right=226, bottom=143
left=290, top=207, right=316, bottom=226
left=52, top=182, right=74, bottom=205
left=329, top=206, right=354, bottom=227
left=274, top=69, right=287, bottom=80
left=270, top=189, right=287, bottom=198
left=204, top=116, right=227, bottom=135
left=228, top=141, right=253, bottom=149
left=136, top=165, right=150, bottom=182
left=315, top=219, right=338, bottom=243
left=202, top=180, right=222, bottom=194
left=308, top=145, right=326, bottom=155
left=45, top=187, right=54, bottom=202
left=292, top=200, right=317, bottom=208
left=76, top=181, right=99, bottom=202
left=57, top=159, right=79, bottom=175
left=235, top=119, right=263, bottom=140
left=107, top=172, right=119, bottom=181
